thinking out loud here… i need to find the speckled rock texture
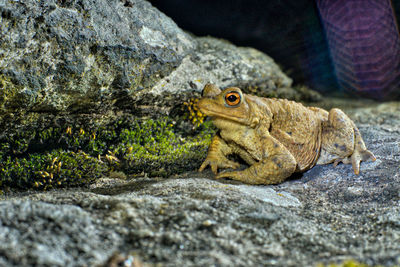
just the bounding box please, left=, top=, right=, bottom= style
left=0, top=0, right=195, bottom=113
left=0, top=0, right=312, bottom=117
left=1, top=100, right=399, bottom=267
left=0, top=0, right=190, bottom=141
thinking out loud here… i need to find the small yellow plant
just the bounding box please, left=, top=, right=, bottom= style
left=184, top=98, right=207, bottom=127
left=37, top=156, right=63, bottom=188
left=317, top=259, right=383, bottom=267
left=105, top=150, right=119, bottom=163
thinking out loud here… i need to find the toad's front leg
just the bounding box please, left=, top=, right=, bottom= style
left=199, top=134, right=240, bottom=174
left=217, top=135, right=297, bottom=185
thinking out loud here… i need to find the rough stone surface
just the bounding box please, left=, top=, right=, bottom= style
left=1, top=100, right=399, bottom=267
left=0, top=0, right=195, bottom=113
left=0, top=0, right=313, bottom=117
left=146, top=37, right=292, bottom=96
left=0, top=201, right=121, bottom=267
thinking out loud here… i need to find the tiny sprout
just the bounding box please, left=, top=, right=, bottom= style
left=66, top=126, right=72, bottom=135
left=106, top=150, right=119, bottom=163
left=106, top=154, right=120, bottom=163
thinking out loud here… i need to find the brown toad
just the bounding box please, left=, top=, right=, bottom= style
left=197, top=83, right=376, bottom=185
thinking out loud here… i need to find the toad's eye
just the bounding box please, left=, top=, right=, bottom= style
left=225, top=91, right=241, bottom=106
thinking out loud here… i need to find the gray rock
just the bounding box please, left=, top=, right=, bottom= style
left=146, top=37, right=292, bottom=96
left=1, top=100, right=399, bottom=266
left=235, top=184, right=302, bottom=207
left=0, top=0, right=312, bottom=117
left=0, top=0, right=195, bottom=112
left=0, top=200, right=121, bottom=266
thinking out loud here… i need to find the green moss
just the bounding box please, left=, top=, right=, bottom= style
left=117, top=118, right=214, bottom=176
left=0, top=150, right=106, bottom=190
left=0, top=115, right=215, bottom=190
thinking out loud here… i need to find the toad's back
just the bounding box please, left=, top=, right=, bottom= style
left=261, top=97, right=326, bottom=171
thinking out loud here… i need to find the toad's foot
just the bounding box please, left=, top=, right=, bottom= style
left=199, top=157, right=240, bottom=175
left=333, top=149, right=376, bottom=175
left=215, top=153, right=297, bottom=185
left=199, top=134, right=240, bottom=174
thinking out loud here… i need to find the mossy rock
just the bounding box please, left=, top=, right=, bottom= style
left=0, top=150, right=107, bottom=190
left=0, top=113, right=214, bottom=191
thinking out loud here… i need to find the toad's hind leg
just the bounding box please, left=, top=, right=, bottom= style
left=317, top=108, right=375, bottom=174
left=335, top=122, right=376, bottom=174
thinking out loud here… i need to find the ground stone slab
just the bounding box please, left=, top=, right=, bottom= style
left=0, top=200, right=121, bottom=267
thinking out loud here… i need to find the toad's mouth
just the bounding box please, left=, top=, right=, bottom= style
left=197, top=99, right=248, bottom=124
